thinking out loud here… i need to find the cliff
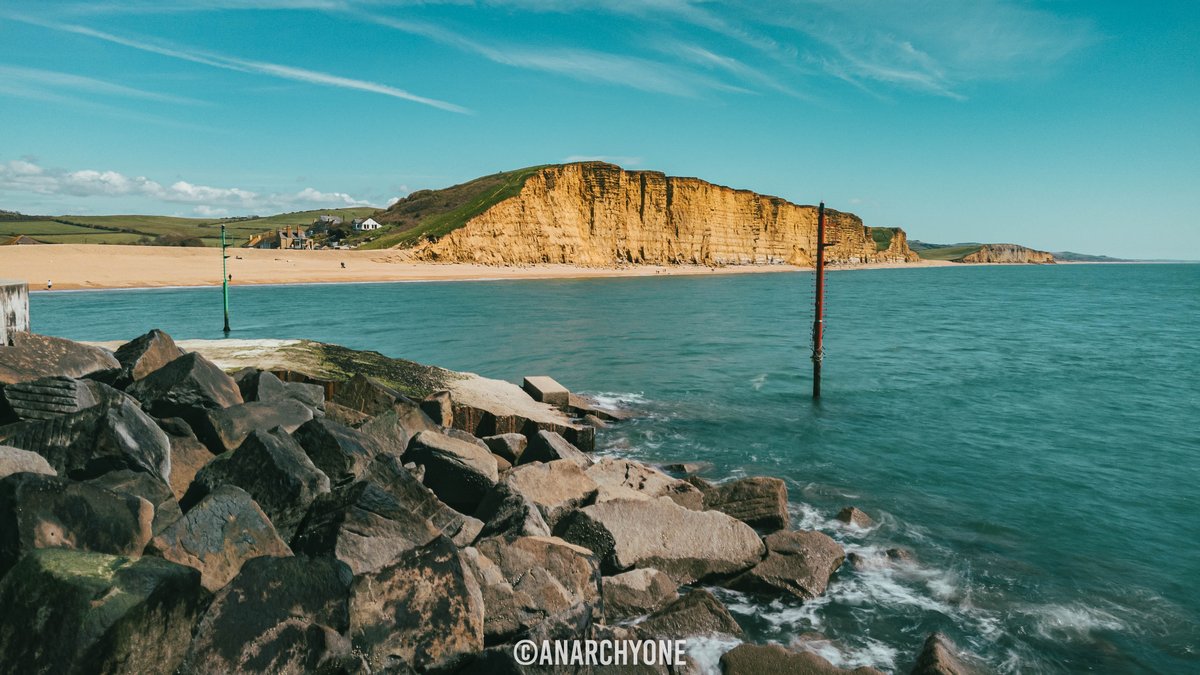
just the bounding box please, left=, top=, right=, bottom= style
left=959, top=244, right=1055, bottom=264
left=385, top=163, right=918, bottom=266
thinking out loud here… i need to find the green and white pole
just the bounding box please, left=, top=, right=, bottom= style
left=221, top=224, right=231, bottom=333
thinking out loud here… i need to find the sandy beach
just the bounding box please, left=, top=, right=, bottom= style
left=0, top=244, right=955, bottom=291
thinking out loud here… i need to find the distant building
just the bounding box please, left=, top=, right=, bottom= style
left=0, top=235, right=42, bottom=246
left=353, top=217, right=382, bottom=231
left=246, top=226, right=315, bottom=250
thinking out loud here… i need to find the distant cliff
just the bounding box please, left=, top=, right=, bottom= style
left=960, top=244, right=1055, bottom=264
left=381, top=163, right=918, bottom=266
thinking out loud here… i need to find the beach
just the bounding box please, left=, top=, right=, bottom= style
left=0, top=244, right=955, bottom=291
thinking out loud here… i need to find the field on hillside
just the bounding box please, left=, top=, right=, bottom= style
left=916, top=244, right=983, bottom=261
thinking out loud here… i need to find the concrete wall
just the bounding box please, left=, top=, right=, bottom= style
left=1, top=280, right=30, bottom=345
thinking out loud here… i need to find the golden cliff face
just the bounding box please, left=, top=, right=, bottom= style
left=960, top=244, right=1056, bottom=264
left=410, top=163, right=918, bottom=266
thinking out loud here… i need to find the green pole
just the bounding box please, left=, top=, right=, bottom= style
left=221, top=224, right=231, bottom=333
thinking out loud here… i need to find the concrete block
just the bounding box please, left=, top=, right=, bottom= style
left=522, top=376, right=569, bottom=408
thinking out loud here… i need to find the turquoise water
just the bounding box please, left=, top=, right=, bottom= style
left=29, top=264, right=1200, bottom=673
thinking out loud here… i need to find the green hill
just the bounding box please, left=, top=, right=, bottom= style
left=914, top=244, right=984, bottom=261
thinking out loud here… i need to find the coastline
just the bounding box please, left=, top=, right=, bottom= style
left=2, top=243, right=964, bottom=291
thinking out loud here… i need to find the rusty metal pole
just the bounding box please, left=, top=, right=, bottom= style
left=812, top=202, right=826, bottom=399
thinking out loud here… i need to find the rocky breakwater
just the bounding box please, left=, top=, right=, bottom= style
left=406, top=162, right=920, bottom=267
left=959, top=244, right=1055, bottom=264
left=0, top=329, right=981, bottom=674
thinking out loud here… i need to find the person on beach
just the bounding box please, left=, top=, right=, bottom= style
left=46, top=279, right=52, bottom=290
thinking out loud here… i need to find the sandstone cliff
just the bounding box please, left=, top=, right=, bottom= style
left=959, top=244, right=1055, bottom=264
left=399, top=163, right=918, bottom=266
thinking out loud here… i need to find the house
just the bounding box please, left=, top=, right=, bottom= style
left=246, top=226, right=315, bottom=250
left=0, top=235, right=42, bottom=245
left=352, top=217, right=381, bottom=231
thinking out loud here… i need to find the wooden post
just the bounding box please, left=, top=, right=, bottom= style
left=812, top=202, right=826, bottom=399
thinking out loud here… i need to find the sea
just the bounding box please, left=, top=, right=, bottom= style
left=29, top=263, right=1200, bottom=673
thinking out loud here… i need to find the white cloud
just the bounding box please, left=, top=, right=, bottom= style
left=193, top=204, right=229, bottom=216
left=0, top=157, right=377, bottom=212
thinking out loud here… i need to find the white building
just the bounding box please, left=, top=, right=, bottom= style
left=353, top=217, right=382, bottom=231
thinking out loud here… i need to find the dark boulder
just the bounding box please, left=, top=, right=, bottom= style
left=0, top=549, right=208, bottom=675
left=332, top=373, right=408, bottom=416
left=602, top=568, right=678, bottom=621
left=0, top=444, right=56, bottom=479
left=720, top=643, right=885, bottom=674
left=364, top=454, right=483, bottom=547
left=126, top=352, right=242, bottom=426
left=725, top=530, right=845, bottom=601
left=181, top=555, right=355, bottom=674
left=636, top=589, right=743, bottom=639
left=702, top=476, right=790, bottom=532
left=836, top=506, right=875, bottom=529
left=234, top=368, right=326, bottom=412
left=191, top=398, right=315, bottom=455
left=403, top=430, right=499, bottom=514
left=85, top=469, right=182, bottom=535
left=147, top=484, right=291, bottom=591
left=156, top=418, right=215, bottom=502
left=0, top=332, right=120, bottom=385
left=358, top=397, right=440, bottom=455
left=473, top=481, right=553, bottom=540
left=482, top=433, right=527, bottom=464
left=324, top=401, right=371, bottom=428
left=911, top=633, right=981, bottom=675
left=293, top=417, right=382, bottom=487
left=291, top=479, right=442, bottom=575
left=113, top=329, right=185, bottom=383
left=0, top=472, right=153, bottom=577
left=519, top=430, right=592, bottom=468
left=350, top=536, right=484, bottom=672
left=0, top=396, right=171, bottom=481
left=0, top=375, right=127, bottom=424
left=182, top=427, right=331, bottom=541
left=422, top=390, right=455, bottom=426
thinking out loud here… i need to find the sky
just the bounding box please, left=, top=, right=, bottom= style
left=1, top=1, right=1197, bottom=259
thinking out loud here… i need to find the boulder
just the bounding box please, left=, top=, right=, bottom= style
left=157, top=419, right=214, bottom=502
left=0, top=332, right=120, bottom=385
left=234, top=368, right=325, bottom=412
left=0, top=444, right=56, bottom=479
left=324, top=401, right=371, bottom=428
left=520, top=430, right=592, bottom=468
left=147, top=484, right=292, bottom=591
left=422, top=390, right=455, bottom=426
left=522, top=376, right=570, bottom=407
left=0, top=375, right=125, bottom=423
left=836, top=506, right=875, bottom=529
left=911, top=633, right=981, bottom=675
left=702, top=476, right=790, bottom=532
left=85, top=469, right=182, bottom=535
left=581, top=414, right=608, bottom=428
left=482, top=433, right=527, bottom=464
left=0, top=549, right=208, bottom=674
left=720, top=643, right=885, bottom=674
left=403, top=430, right=499, bottom=514
left=602, top=568, right=678, bottom=621
left=293, top=417, right=381, bottom=487
left=364, top=454, right=483, bottom=546
left=113, top=329, right=185, bottom=383
left=662, top=462, right=711, bottom=476
left=556, top=497, right=765, bottom=584
left=636, top=589, right=743, bottom=639
left=291, top=479, right=442, bottom=575
left=350, top=536, right=484, bottom=672
left=332, top=373, right=408, bottom=416
left=181, top=555, right=355, bottom=674
left=126, top=352, right=242, bottom=426
left=0, top=396, right=171, bottom=481
left=473, top=482, right=553, bottom=540
left=0, top=472, right=154, bottom=577
left=182, top=427, right=331, bottom=541
left=586, top=458, right=702, bottom=510
left=444, top=425, right=491, bottom=449
left=192, top=398, right=315, bottom=455
left=567, top=393, right=630, bottom=422
left=358, top=397, right=440, bottom=454
left=503, top=459, right=599, bottom=528
left=725, top=530, right=845, bottom=601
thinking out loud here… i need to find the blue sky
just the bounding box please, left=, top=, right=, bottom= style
left=1, top=1, right=1196, bottom=258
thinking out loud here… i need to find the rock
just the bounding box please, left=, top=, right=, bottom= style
left=182, top=555, right=354, bottom=674
left=235, top=368, right=326, bottom=412
left=483, top=433, right=527, bottom=464
left=702, top=476, right=790, bottom=532
left=192, top=398, right=315, bottom=455
left=0, top=375, right=124, bottom=423
left=474, top=482, right=553, bottom=540
left=113, top=329, right=185, bottom=382
left=836, top=506, right=874, bottom=529
left=147, top=484, right=292, bottom=591
left=293, top=417, right=381, bottom=487
left=725, top=530, right=845, bottom=601
left=422, top=390, right=455, bottom=426
left=887, top=547, right=915, bottom=563
left=520, top=430, right=592, bottom=468
left=503, top=459, right=598, bottom=528
left=403, top=429, right=499, bottom=514
left=911, top=633, right=981, bottom=675
left=324, top=401, right=371, bottom=428
left=586, top=457, right=703, bottom=510
left=555, top=497, right=765, bottom=584
left=0, top=444, right=56, bottom=478
left=85, top=469, right=182, bottom=535
left=685, top=475, right=714, bottom=491
left=332, top=373, right=407, bottom=416
left=127, top=352, right=242, bottom=435
left=158, top=419, right=214, bottom=502
left=0, top=472, right=154, bottom=577
left=602, top=568, right=678, bottom=621
left=0, top=332, right=120, bottom=385
left=283, top=380, right=327, bottom=412
left=662, top=461, right=711, bottom=476
left=0, top=549, right=207, bottom=674
left=182, top=427, right=331, bottom=541
left=292, top=479, right=442, bottom=575
left=523, top=376, right=570, bottom=407
left=493, top=452, right=513, bottom=473
left=567, top=393, right=631, bottom=422
left=0, top=396, right=171, bottom=481
left=444, top=425, right=491, bottom=449
left=364, top=454, right=483, bottom=546
left=636, top=589, right=743, bottom=639
left=581, top=414, right=607, bottom=428
left=720, top=643, right=885, bottom=674
left=358, top=396, right=440, bottom=454
left=350, top=536, right=484, bottom=672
